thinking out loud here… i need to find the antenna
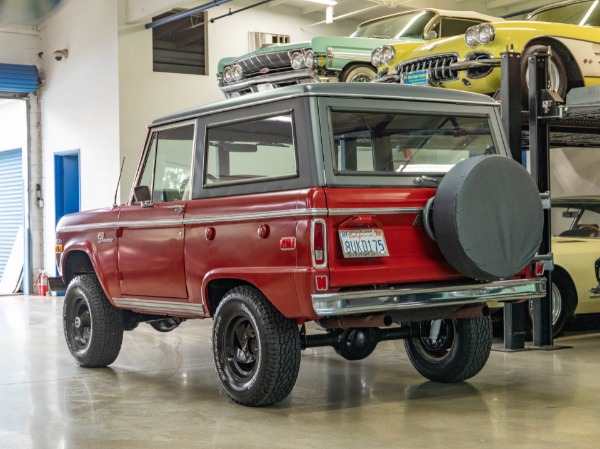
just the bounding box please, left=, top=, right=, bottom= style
left=113, top=157, right=126, bottom=208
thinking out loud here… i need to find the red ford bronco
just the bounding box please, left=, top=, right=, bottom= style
left=55, top=83, right=546, bottom=406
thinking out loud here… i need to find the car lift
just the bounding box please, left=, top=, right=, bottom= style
left=497, top=47, right=600, bottom=350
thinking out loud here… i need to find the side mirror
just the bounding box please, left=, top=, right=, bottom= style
left=134, top=185, right=152, bottom=203
left=424, top=30, right=437, bottom=40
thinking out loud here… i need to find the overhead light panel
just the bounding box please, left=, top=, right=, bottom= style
left=304, top=0, right=337, bottom=5
left=325, top=6, right=333, bottom=23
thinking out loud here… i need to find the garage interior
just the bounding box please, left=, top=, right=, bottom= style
left=1, top=0, right=600, bottom=447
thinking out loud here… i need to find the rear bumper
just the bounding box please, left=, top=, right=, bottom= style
left=312, top=278, right=546, bottom=316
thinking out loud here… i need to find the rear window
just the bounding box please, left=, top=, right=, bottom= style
left=330, top=110, right=496, bottom=176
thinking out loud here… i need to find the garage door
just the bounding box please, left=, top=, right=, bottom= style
left=0, top=64, right=38, bottom=94
left=0, top=149, right=24, bottom=279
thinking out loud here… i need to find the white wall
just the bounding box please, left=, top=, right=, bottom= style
left=0, top=24, right=39, bottom=65
left=38, top=0, right=120, bottom=270
left=551, top=147, right=600, bottom=197
left=0, top=100, right=26, bottom=151
left=117, top=1, right=357, bottom=201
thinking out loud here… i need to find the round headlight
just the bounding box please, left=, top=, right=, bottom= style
left=381, top=45, right=396, bottom=64
left=304, top=50, right=314, bottom=68
left=291, top=52, right=304, bottom=70
left=465, top=27, right=478, bottom=47
left=223, top=66, right=234, bottom=83
left=477, top=23, right=495, bottom=45
left=232, top=64, right=243, bottom=81
left=371, top=48, right=383, bottom=67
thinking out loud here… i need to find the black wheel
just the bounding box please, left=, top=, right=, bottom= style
left=149, top=318, right=182, bottom=332
left=521, top=44, right=569, bottom=107
left=63, top=274, right=124, bottom=367
left=212, top=286, right=301, bottom=406
left=528, top=269, right=576, bottom=337
left=340, top=64, right=376, bottom=82
left=404, top=314, right=492, bottom=383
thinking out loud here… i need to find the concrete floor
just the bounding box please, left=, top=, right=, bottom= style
left=1, top=295, right=600, bottom=449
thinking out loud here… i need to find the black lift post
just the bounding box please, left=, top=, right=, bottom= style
left=528, top=51, right=556, bottom=348
left=499, top=49, right=529, bottom=351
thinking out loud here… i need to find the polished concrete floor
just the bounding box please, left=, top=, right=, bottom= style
left=2, top=295, right=600, bottom=449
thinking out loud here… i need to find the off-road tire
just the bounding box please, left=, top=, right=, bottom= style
left=63, top=274, right=124, bottom=367
left=404, top=314, right=492, bottom=383
left=212, top=286, right=301, bottom=406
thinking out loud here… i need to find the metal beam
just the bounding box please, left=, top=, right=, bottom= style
left=144, top=0, right=232, bottom=29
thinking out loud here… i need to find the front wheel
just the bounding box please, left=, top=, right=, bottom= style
left=63, top=274, right=124, bottom=367
left=340, top=64, right=377, bottom=83
left=404, top=314, right=492, bottom=383
left=521, top=44, right=570, bottom=107
left=212, top=286, right=301, bottom=406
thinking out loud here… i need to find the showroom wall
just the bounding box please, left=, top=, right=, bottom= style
left=117, top=0, right=356, bottom=201
left=38, top=0, right=121, bottom=271
left=551, top=148, right=600, bottom=196
left=0, top=24, right=38, bottom=65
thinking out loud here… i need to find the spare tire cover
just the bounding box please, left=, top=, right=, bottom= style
left=433, top=155, right=543, bottom=281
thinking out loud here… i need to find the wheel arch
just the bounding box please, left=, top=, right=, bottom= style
left=62, top=249, right=113, bottom=302
left=552, top=264, right=578, bottom=317
left=205, top=278, right=258, bottom=317
left=523, top=37, right=584, bottom=90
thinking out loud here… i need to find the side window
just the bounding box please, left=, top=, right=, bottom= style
left=205, top=113, right=297, bottom=186
left=135, top=123, right=195, bottom=203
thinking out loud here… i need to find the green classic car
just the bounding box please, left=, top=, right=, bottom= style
left=217, top=8, right=500, bottom=97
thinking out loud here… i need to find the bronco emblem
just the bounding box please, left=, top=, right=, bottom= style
left=97, top=232, right=114, bottom=244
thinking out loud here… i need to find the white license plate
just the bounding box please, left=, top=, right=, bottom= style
left=402, top=70, right=429, bottom=86
left=339, top=229, right=389, bottom=258
left=256, top=83, right=275, bottom=92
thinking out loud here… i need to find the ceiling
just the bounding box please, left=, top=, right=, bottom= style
left=0, top=0, right=561, bottom=28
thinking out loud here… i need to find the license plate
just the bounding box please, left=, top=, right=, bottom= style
left=339, top=229, right=389, bottom=258
left=256, top=83, right=275, bottom=92
left=402, top=70, right=429, bottom=86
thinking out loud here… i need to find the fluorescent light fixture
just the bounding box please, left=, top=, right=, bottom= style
left=305, top=0, right=337, bottom=5
left=326, top=5, right=333, bottom=24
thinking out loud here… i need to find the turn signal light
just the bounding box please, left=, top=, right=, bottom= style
left=311, top=219, right=327, bottom=269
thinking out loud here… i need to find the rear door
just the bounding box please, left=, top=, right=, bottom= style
left=118, top=122, right=195, bottom=299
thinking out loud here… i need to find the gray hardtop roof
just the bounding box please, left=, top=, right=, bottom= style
left=151, top=83, right=498, bottom=127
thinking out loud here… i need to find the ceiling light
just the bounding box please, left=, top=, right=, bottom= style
left=304, top=0, right=337, bottom=5
left=325, top=6, right=333, bottom=24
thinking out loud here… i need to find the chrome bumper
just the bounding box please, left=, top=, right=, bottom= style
left=220, top=68, right=317, bottom=94
left=312, top=278, right=546, bottom=316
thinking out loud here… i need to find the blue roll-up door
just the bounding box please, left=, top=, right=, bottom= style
left=0, top=64, right=38, bottom=94
left=0, top=149, right=24, bottom=279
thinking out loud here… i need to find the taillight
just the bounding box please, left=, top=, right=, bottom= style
left=311, top=219, right=327, bottom=269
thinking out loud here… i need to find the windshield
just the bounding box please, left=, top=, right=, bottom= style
left=330, top=110, right=496, bottom=176
left=552, top=204, right=600, bottom=237
left=351, top=11, right=436, bottom=39
left=528, top=0, right=600, bottom=26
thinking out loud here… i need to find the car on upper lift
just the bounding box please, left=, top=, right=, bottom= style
left=217, top=8, right=500, bottom=97
left=373, top=0, right=600, bottom=104
left=548, top=196, right=600, bottom=334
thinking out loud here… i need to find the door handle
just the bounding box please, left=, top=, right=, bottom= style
left=166, top=205, right=185, bottom=214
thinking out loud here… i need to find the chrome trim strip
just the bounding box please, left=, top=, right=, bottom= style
left=450, top=58, right=500, bottom=71
left=114, top=298, right=205, bottom=316
left=57, top=222, right=118, bottom=232
left=57, top=207, right=425, bottom=232
left=312, top=278, right=546, bottom=316
left=328, top=207, right=423, bottom=216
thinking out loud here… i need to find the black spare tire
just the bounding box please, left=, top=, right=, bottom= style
left=433, top=155, right=543, bottom=281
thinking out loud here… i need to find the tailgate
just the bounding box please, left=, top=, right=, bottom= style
left=324, top=187, right=462, bottom=288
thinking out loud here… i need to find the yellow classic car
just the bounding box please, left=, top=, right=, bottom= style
left=547, top=196, right=600, bottom=335
left=375, top=0, right=600, bottom=103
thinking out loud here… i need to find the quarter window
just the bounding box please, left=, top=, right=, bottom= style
left=330, top=110, right=496, bottom=175
left=135, top=124, right=195, bottom=203
left=205, top=113, right=297, bottom=186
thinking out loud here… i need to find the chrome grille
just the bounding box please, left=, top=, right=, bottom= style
left=234, top=48, right=309, bottom=78
left=395, top=53, right=459, bottom=83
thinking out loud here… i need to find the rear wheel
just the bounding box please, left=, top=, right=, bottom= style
left=212, top=286, right=301, bottom=406
left=528, top=269, right=576, bottom=337
left=63, top=274, right=124, bottom=367
left=404, top=314, right=492, bottom=382
left=340, top=64, right=376, bottom=83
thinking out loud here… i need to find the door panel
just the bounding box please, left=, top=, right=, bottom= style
left=118, top=203, right=187, bottom=299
